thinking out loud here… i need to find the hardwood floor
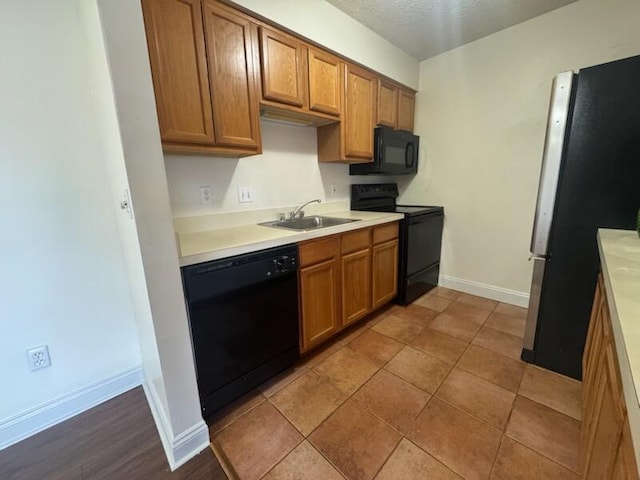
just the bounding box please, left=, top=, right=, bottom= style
left=0, top=387, right=227, bottom=480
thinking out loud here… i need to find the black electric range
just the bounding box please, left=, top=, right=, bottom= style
left=351, top=184, right=444, bottom=305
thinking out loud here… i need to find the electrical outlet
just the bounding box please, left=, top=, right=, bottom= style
left=200, top=186, right=212, bottom=205
left=27, top=345, right=51, bottom=371
left=237, top=186, right=254, bottom=203
left=330, top=183, right=338, bottom=196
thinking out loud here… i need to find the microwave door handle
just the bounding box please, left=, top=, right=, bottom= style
left=405, top=143, right=415, bottom=168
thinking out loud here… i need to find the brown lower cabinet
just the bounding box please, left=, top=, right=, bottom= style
left=341, top=248, right=371, bottom=327
left=372, top=239, right=399, bottom=309
left=298, top=222, right=399, bottom=352
left=581, top=273, right=639, bottom=479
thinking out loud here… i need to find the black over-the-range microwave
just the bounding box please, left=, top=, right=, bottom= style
left=349, top=126, right=419, bottom=175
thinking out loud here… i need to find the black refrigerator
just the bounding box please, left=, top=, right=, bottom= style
left=522, top=55, right=640, bottom=380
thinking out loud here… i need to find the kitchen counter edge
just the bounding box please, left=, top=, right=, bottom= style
left=178, top=211, right=405, bottom=267
left=597, top=228, right=640, bottom=467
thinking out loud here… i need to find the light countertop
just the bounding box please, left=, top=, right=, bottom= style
left=177, top=210, right=404, bottom=267
left=597, top=229, right=640, bottom=464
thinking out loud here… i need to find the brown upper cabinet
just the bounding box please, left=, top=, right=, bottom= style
left=141, top=0, right=261, bottom=156
left=377, top=79, right=398, bottom=129
left=141, top=0, right=415, bottom=159
left=377, top=79, right=415, bottom=132
left=397, top=88, right=416, bottom=132
left=258, top=27, right=342, bottom=124
left=344, top=65, right=377, bottom=159
left=308, top=48, right=342, bottom=117
left=259, top=27, right=307, bottom=108
left=317, top=64, right=377, bottom=163
left=141, top=0, right=214, bottom=146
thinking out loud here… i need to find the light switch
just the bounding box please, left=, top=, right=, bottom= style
left=238, top=186, right=254, bottom=203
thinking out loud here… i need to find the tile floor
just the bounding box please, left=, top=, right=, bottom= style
left=208, top=287, right=582, bottom=480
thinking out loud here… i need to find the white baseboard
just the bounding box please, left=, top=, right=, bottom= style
left=142, top=380, right=210, bottom=471
left=0, top=366, right=143, bottom=451
left=439, top=274, right=530, bottom=308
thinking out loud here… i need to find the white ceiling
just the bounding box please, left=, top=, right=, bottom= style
left=325, top=0, right=578, bottom=60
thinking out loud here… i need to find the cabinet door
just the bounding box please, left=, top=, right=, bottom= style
left=342, top=249, right=371, bottom=326
left=202, top=2, right=261, bottom=149
left=300, top=259, right=340, bottom=352
left=343, top=64, right=377, bottom=159
left=581, top=277, right=607, bottom=472
left=260, top=27, right=307, bottom=108
left=372, top=240, right=398, bottom=309
left=308, top=48, right=342, bottom=117
left=584, top=344, right=626, bottom=480
left=613, top=421, right=640, bottom=480
left=377, top=79, right=398, bottom=128
left=141, top=0, right=215, bottom=145
left=397, top=88, right=416, bottom=132
left=583, top=276, right=604, bottom=385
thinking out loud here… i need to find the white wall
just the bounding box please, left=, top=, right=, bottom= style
left=403, top=0, right=640, bottom=303
left=78, top=0, right=169, bottom=437
left=166, top=121, right=351, bottom=217
left=0, top=0, right=141, bottom=447
left=94, top=0, right=209, bottom=469
left=232, top=0, right=419, bottom=89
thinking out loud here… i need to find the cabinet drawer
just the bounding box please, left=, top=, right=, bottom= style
left=299, top=235, right=339, bottom=267
left=341, top=228, right=371, bottom=254
left=373, top=222, right=399, bottom=244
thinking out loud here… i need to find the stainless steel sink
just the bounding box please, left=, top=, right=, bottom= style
left=260, top=216, right=360, bottom=231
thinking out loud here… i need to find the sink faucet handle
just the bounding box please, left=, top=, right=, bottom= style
left=290, top=198, right=321, bottom=220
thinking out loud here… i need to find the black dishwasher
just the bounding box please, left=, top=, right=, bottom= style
left=181, top=244, right=300, bottom=417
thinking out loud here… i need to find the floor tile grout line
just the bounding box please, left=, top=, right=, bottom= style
left=208, top=393, right=268, bottom=438
left=399, top=395, right=493, bottom=479
left=304, top=433, right=350, bottom=480
left=370, top=438, right=403, bottom=479
left=503, top=393, right=581, bottom=473
left=487, top=433, right=508, bottom=479
left=517, top=367, right=583, bottom=420
left=431, top=380, right=516, bottom=433
left=505, top=434, right=583, bottom=475
left=256, top=432, right=307, bottom=480
left=397, top=436, right=463, bottom=479
left=430, top=394, right=504, bottom=436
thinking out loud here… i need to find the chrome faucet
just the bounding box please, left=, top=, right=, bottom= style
left=290, top=199, right=321, bottom=219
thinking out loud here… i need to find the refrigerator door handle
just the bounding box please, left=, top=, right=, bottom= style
left=530, top=71, right=575, bottom=257
left=523, top=256, right=547, bottom=354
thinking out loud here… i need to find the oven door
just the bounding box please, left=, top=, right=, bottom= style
left=397, top=211, right=444, bottom=304
left=405, top=212, right=444, bottom=276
